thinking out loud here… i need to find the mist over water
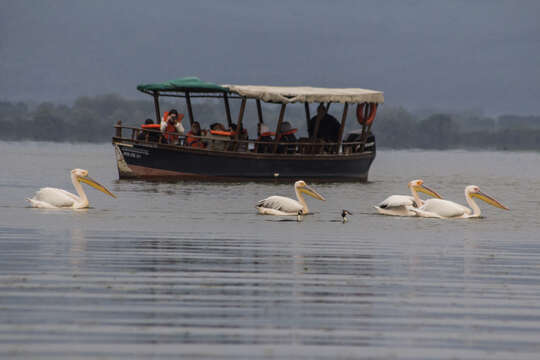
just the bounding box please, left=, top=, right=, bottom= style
left=1, top=142, right=540, bottom=359
left=2, top=1, right=540, bottom=115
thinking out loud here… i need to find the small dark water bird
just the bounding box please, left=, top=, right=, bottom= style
left=329, top=209, right=353, bottom=223
left=341, top=209, right=352, bottom=223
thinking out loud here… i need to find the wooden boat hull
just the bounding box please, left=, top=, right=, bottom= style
left=113, top=140, right=376, bottom=182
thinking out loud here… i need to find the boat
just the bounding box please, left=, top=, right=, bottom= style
left=112, top=77, right=384, bottom=181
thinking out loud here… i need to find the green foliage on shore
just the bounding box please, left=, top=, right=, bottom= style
left=1, top=95, right=539, bottom=150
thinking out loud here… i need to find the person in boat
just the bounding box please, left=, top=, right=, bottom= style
left=137, top=119, right=153, bottom=140
left=256, top=123, right=273, bottom=153
left=277, top=121, right=297, bottom=154
left=343, top=129, right=375, bottom=153
left=211, top=122, right=226, bottom=131
left=185, top=121, right=207, bottom=148
left=160, top=109, right=185, bottom=144
left=230, top=123, right=247, bottom=136
left=308, top=103, right=340, bottom=143
left=137, top=118, right=160, bottom=142
left=229, top=124, right=248, bottom=152
left=207, top=123, right=229, bottom=151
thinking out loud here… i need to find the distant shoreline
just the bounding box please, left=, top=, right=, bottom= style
left=1, top=140, right=537, bottom=153
left=1, top=95, right=539, bottom=150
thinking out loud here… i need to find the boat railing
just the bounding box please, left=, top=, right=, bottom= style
left=114, top=123, right=373, bottom=155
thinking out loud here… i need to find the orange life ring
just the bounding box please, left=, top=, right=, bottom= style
left=141, top=124, right=161, bottom=129
left=356, top=103, right=378, bottom=126
left=356, top=103, right=366, bottom=124
left=366, top=103, right=378, bottom=126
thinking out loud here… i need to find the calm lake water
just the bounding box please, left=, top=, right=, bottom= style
left=1, top=141, right=539, bottom=359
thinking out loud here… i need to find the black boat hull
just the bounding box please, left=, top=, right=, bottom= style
left=113, top=141, right=375, bottom=181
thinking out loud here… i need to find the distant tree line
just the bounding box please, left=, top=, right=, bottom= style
left=1, top=94, right=539, bottom=150
left=373, top=107, right=540, bottom=150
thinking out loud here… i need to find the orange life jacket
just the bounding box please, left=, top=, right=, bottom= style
left=277, top=128, right=297, bottom=140
left=259, top=131, right=276, bottom=138
left=209, top=129, right=236, bottom=136
left=186, top=131, right=206, bottom=148
left=162, top=111, right=185, bottom=143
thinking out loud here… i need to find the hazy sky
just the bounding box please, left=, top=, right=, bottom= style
left=1, top=0, right=539, bottom=115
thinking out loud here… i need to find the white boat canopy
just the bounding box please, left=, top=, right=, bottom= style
left=224, top=85, right=384, bottom=104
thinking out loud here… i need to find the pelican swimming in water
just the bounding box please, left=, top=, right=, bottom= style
left=411, top=185, right=509, bottom=219
left=256, top=180, right=325, bottom=215
left=27, top=168, right=116, bottom=209
left=375, top=179, right=442, bottom=216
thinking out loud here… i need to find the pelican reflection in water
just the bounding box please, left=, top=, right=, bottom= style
left=411, top=185, right=509, bottom=219
left=375, top=179, right=442, bottom=216
left=27, top=168, right=116, bottom=209
left=256, top=180, right=325, bottom=215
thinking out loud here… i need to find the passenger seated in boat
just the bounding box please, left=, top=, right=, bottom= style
left=207, top=123, right=229, bottom=151
left=308, top=103, right=340, bottom=143
left=229, top=124, right=248, bottom=152
left=211, top=122, right=226, bottom=131
left=185, top=121, right=207, bottom=149
left=137, top=119, right=161, bottom=142
left=277, top=122, right=298, bottom=154
left=255, top=124, right=274, bottom=153
left=160, top=109, right=185, bottom=144
left=343, top=130, right=375, bottom=153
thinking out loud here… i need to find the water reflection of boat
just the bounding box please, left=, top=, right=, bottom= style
left=112, top=77, right=384, bottom=181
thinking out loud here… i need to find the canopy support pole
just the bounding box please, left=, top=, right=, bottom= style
left=336, top=103, right=348, bottom=154
left=359, top=123, right=369, bottom=152
left=272, top=104, right=287, bottom=153
left=234, top=98, right=247, bottom=140
left=185, top=91, right=194, bottom=126
left=304, top=102, right=311, bottom=134
left=224, top=93, right=233, bottom=128
left=256, top=99, right=264, bottom=124
left=232, top=98, right=247, bottom=151
left=359, top=103, right=377, bottom=152
left=311, top=102, right=324, bottom=140
left=153, top=92, right=161, bottom=124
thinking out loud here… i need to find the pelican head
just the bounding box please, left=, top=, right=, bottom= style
left=72, top=168, right=116, bottom=198
left=466, top=185, right=509, bottom=210
left=294, top=180, right=325, bottom=201
left=341, top=209, right=352, bottom=223
left=408, top=179, right=442, bottom=203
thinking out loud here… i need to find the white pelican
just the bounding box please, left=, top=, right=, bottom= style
left=375, top=179, right=442, bottom=216
left=411, top=185, right=509, bottom=219
left=27, top=168, right=116, bottom=209
left=256, top=180, right=325, bottom=215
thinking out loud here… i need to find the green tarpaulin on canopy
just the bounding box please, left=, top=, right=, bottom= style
left=137, top=77, right=228, bottom=93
